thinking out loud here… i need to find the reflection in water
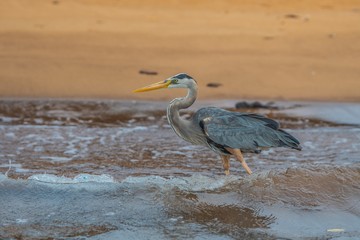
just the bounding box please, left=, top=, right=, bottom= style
left=165, top=190, right=275, bottom=229
left=1, top=223, right=117, bottom=239
left=238, top=166, right=360, bottom=208
left=186, top=204, right=274, bottom=228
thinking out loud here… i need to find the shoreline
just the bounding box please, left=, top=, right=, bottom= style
left=1, top=98, right=360, bottom=126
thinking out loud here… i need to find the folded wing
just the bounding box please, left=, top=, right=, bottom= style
left=195, top=107, right=301, bottom=152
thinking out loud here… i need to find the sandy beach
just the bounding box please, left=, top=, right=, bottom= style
left=1, top=0, right=360, bottom=101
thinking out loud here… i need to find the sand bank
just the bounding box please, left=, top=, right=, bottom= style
left=0, top=0, right=360, bottom=101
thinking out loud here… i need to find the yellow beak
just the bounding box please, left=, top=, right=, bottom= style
left=133, top=80, right=171, bottom=93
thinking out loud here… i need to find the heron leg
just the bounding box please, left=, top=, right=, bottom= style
left=225, top=148, right=253, bottom=175
left=221, top=155, right=230, bottom=175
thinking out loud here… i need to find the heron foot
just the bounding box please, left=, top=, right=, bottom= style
left=221, top=155, right=231, bottom=176
left=225, top=148, right=253, bottom=175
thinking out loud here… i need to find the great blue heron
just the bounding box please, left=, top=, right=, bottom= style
left=134, top=73, right=301, bottom=175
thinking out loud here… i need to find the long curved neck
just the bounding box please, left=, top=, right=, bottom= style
left=166, top=84, right=198, bottom=142
left=171, top=85, right=197, bottom=110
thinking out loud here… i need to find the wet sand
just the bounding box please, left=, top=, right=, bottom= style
left=0, top=99, right=359, bottom=239
left=1, top=0, right=360, bottom=101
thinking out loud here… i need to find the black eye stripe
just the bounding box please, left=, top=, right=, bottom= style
left=173, top=73, right=197, bottom=83
left=175, top=73, right=189, bottom=79
left=167, top=73, right=197, bottom=84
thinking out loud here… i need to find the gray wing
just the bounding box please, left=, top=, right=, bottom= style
left=194, top=107, right=300, bottom=152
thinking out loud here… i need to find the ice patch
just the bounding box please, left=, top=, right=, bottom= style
left=0, top=116, right=18, bottom=123
left=0, top=173, right=7, bottom=181
left=260, top=148, right=275, bottom=156
left=110, top=126, right=148, bottom=142
left=34, top=118, right=44, bottom=124
left=121, top=126, right=148, bottom=134
left=178, top=145, right=203, bottom=151
left=335, top=138, right=348, bottom=144
left=5, top=132, right=16, bottom=138
left=40, top=156, right=73, bottom=162
left=99, top=136, right=107, bottom=146
left=123, top=174, right=242, bottom=192
left=0, top=163, right=29, bottom=174
left=281, top=103, right=360, bottom=125
left=151, top=149, right=188, bottom=158
left=104, top=212, right=116, bottom=216
left=28, top=173, right=116, bottom=184
left=15, top=219, right=28, bottom=224
left=303, top=141, right=316, bottom=150
left=23, top=173, right=241, bottom=192
left=34, top=146, right=44, bottom=152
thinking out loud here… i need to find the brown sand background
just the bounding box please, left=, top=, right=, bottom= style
left=0, top=0, right=360, bottom=101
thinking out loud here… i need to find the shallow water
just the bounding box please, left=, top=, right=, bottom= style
left=0, top=99, right=359, bottom=239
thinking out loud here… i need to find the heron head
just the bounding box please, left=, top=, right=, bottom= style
left=133, top=73, right=197, bottom=92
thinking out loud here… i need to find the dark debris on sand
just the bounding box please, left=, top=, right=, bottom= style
left=139, top=70, right=158, bottom=75
left=206, top=82, right=222, bottom=88
left=235, top=101, right=279, bottom=110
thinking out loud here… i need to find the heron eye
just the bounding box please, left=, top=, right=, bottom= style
left=172, top=79, right=179, bottom=84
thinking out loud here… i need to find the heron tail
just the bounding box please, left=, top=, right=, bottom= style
left=277, top=129, right=302, bottom=151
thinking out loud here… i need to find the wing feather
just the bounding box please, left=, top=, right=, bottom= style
left=194, top=107, right=300, bottom=152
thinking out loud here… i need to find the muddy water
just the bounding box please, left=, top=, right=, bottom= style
left=0, top=99, right=359, bottom=239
